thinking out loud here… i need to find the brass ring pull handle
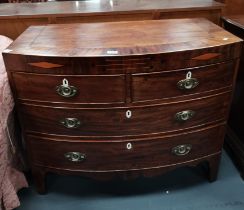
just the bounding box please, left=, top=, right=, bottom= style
left=177, top=71, right=199, bottom=90
left=172, top=144, right=192, bottom=156
left=64, top=152, right=86, bottom=162
left=175, top=110, right=195, bottom=122
left=56, top=78, right=77, bottom=98
left=60, top=118, right=81, bottom=128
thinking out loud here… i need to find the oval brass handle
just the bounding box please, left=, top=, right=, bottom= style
left=175, top=110, right=195, bottom=122
left=172, top=144, right=192, bottom=156
left=177, top=78, right=199, bottom=90
left=64, top=152, right=86, bottom=162
left=60, top=118, right=81, bottom=128
left=56, top=79, right=77, bottom=98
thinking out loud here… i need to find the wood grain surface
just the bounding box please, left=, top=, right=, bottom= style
left=3, top=18, right=242, bottom=193
left=0, top=0, right=223, bottom=17
left=0, top=0, right=224, bottom=40
left=19, top=92, right=231, bottom=137
left=3, top=19, right=241, bottom=57
left=28, top=124, right=225, bottom=171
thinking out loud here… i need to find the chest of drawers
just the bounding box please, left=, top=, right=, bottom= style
left=3, top=18, right=242, bottom=194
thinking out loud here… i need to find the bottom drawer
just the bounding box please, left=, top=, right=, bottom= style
left=28, top=124, right=225, bottom=171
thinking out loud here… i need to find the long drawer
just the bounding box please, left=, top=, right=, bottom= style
left=28, top=124, right=225, bottom=171
left=12, top=73, right=126, bottom=104
left=132, top=62, right=235, bottom=102
left=20, top=92, right=231, bottom=137
left=4, top=43, right=241, bottom=74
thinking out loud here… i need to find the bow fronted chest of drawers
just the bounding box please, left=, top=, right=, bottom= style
left=3, top=18, right=242, bottom=194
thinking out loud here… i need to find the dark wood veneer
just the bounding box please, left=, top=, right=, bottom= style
left=12, top=73, right=126, bottom=104
left=11, top=61, right=235, bottom=104
left=20, top=92, right=231, bottom=137
left=4, top=45, right=241, bottom=74
left=3, top=19, right=242, bottom=194
left=132, top=62, right=235, bottom=102
left=28, top=124, right=225, bottom=171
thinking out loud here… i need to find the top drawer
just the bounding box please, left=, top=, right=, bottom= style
left=12, top=73, right=125, bottom=104
left=131, top=61, right=235, bottom=102
left=3, top=44, right=241, bottom=74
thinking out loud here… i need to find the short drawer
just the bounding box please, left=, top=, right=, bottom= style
left=20, top=92, right=231, bottom=137
left=132, top=62, right=235, bottom=102
left=28, top=124, right=225, bottom=171
left=12, top=73, right=125, bottom=104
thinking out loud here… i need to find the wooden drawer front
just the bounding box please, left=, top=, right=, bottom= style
left=151, top=44, right=240, bottom=74
left=21, top=93, right=230, bottom=137
left=4, top=54, right=152, bottom=75
left=4, top=44, right=241, bottom=75
left=132, top=62, right=234, bottom=102
left=4, top=54, right=153, bottom=74
left=12, top=73, right=125, bottom=104
left=29, top=124, right=225, bottom=171
left=11, top=55, right=129, bottom=75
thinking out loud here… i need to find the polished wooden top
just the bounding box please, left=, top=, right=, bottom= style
left=4, top=18, right=242, bottom=57
left=222, top=15, right=244, bottom=30
left=0, top=0, right=223, bottom=18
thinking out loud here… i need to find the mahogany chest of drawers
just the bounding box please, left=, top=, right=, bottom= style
left=2, top=18, right=242, bottom=194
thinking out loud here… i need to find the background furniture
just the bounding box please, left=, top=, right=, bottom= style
left=0, top=0, right=224, bottom=40
left=3, top=18, right=242, bottom=194
left=222, top=15, right=244, bottom=179
left=219, top=0, right=244, bottom=15
left=8, top=0, right=47, bottom=2
left=0, top=35, right=27, bottom=210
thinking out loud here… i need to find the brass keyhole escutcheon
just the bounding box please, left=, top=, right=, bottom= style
left=64, top=152, right=86, bottom=162
left=60, top=118, right=81, bottom=129
left=175, top=110, right=195, bottom=122
left=172, top=145, right=192, bottom=156
left=177, top=71, right=199, bottom=90
left=56, top=78, right=77, bottom=98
